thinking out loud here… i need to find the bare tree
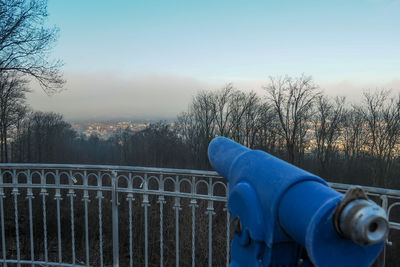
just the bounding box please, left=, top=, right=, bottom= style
left=342, top=107, right=367, bottom=163
left=313, top=95, right=345, bottom=176
left=214, top=86, right=261, bottom=147
left=0, top=0, right=64, bottom=93
left=242, top=91, right=261, bottom=148
left=176, top=90, right=217, bottom=167
left=10, top=104, right=29, bottom=162
left=360, top=90, right=400, bottom=186
left=228, top=90, right=259, bottom=144
left=214, top=84, right=233, bottom=137
left=0, top=72, right=29, bottom=162
left=192, top=91, right=217, bottom=143
left=14, top=111, right=74, bottom=162
left=254, top=102, right=279, bottom=152
left=264, top=75, right=320, bottom=164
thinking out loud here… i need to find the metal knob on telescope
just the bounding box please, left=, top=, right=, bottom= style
left=334, top=187, right=389, bottom=246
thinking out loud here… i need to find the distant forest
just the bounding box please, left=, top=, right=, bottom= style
left=1, top=74, right=400, bottom=189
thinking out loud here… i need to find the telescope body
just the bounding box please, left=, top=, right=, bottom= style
left=208, top=137, right=385, bottom=267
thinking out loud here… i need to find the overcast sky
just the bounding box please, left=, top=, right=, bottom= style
left=27, top=0, right=400, bottom=121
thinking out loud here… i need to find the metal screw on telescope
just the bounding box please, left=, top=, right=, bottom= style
left=232, top=216, right=242, bottom=236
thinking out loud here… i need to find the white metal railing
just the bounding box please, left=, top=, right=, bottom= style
left=0, top=164, right=398, bottom=267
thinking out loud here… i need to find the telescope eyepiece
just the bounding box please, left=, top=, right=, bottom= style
left=338, top=199, right=388, bottom=246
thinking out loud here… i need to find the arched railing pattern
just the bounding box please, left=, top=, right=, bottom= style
left=0, top=164, right=398, bottom=267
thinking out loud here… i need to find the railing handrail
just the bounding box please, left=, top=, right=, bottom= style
left=329, top=182, right=400, bottom=198
left=0, top=163, right=220, bottom=176
left=1, top=163, right=399, bottom=197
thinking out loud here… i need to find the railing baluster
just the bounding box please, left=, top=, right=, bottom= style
left=41, top=194, right=48, bottom=265
left=381, top=195, right=389, bottom=267
left=173, top=175, right=181, bottom=267
left=190, top=199, right=197, bottom=267
left=142, top=173, right=150, bottom=267
left=40, top=170, right=48, bottom=266
left=12, top=170, right=21, bottom=267
left=190, top=176, right=197, bottom=267
left=111, top=170, right=119, bottom=267
left=158, top=174, right=165, bottom=267
left=26, top=170, right=35, bottom=267
left=158, top=195, right=165, bottom=267
left=207, top=178, right=215, bottom=267
left=56, top=194, right=62, bottom=263
left=126, top=173, right=135, bottom=267
left=144, top=198, right=149, bottom=267
left=82, top=170, right=90, bottom=266
left=13, top=193, right=20, bottom=267
left=0, top=170, right=6, bottom=267
left=0, top=198, right=5, bottom=266
left=69, top=193, right=76, bottom=265
left=67, top=170, right=76, bottom=266
left=207, top=202, right=215, bottom=267
left=97, top=171, right=104, bottom=267
left=127, top=194, right=134, bottom=267
left=55, top=170, right=63, bottom=264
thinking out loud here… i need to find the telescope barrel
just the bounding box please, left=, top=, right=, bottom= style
left=208, top=137, right=388, bottom=267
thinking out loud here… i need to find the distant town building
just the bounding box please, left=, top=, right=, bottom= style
left=71, top=121, right=157, bottom=139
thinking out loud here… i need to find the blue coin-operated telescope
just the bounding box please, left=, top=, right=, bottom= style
left=208, top=137, right=388, bottom=267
